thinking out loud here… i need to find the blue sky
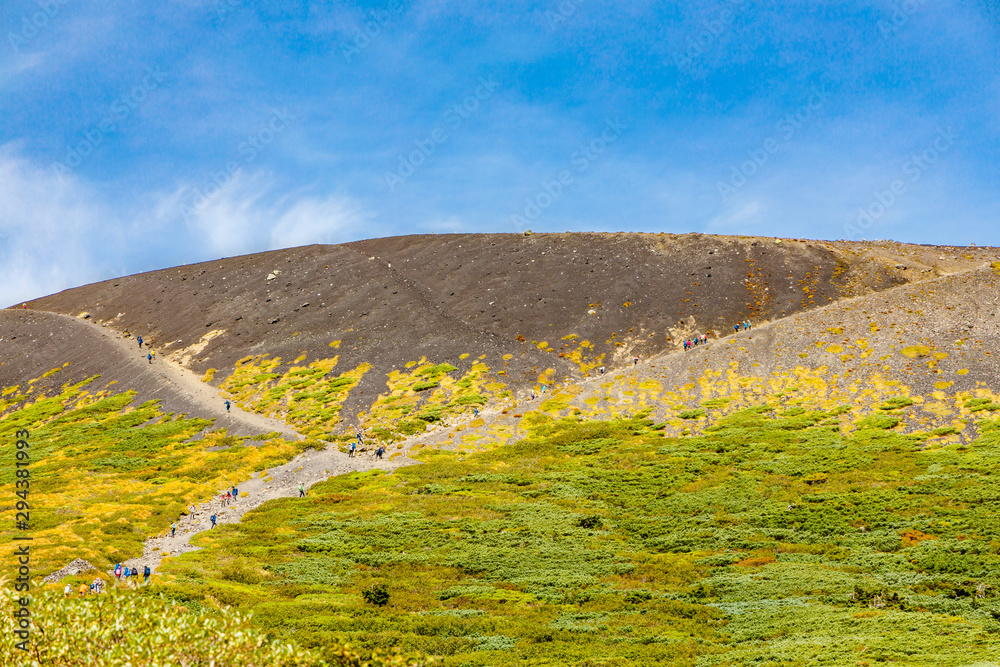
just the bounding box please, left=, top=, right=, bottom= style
left=1, top=0, right=998, bottom=306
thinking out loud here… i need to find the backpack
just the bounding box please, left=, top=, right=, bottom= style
left=232, top=488, right=238, bottom=496
left=144, top=566, right=150, bottom=576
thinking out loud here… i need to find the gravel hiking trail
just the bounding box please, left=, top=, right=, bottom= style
left=54, top=311, right=422, bottom=576
left=55, top=312, right=299, bottom=440
left=122, top=445, right=415, bottom=576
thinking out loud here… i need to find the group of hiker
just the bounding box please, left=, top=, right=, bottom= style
left=351, top=431, right=389, bottom=460
left=681, top=320, right=753, bottom=351
left=63, top=578, right=107, bottom=596
left=124, top=331, right=156, bottom=364
left=220, top=485, right=239, bottom=507
left=683, top=334, right=709, bottom=350
left=113, top=563, right=150, bottom=585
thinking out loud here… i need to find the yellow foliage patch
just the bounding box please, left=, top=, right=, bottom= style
left=900, top=345, right=932, bottom=359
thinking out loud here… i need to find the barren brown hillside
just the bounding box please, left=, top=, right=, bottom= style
left=4, top=233, right=997, bottom=432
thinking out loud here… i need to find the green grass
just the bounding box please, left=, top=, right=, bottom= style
left=0, top=375, right=312, bottom=573
left=154, top=408, right=1000, bottom=665
left=8, top=356, right=1000, bottom=665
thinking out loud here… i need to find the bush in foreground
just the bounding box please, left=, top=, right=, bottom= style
left=0, top=586, right=430, bottom=667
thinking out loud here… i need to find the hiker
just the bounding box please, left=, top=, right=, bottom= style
left=225, top=400, right=231, bottom=412
left=530, top=388, right=535, bottom=400
left=114, top=563, right=122, bottom=580
left=210, top=514, right=217, bottom=528
left=376, top=445, right=385, bottom=460
left=473, top=407, right=479, bottom=417
left=349, top=440, right=356, bottom=457
left=232, top=485, right=238, bottom=499
left=137, top=335, right=143, bottom=348
left=599, top=366, right=605, bottom=375
left=144, top=565, right=150, bottom=584
left=734, top=324, right=739, bottom=333
left=147, top=352, right=152, bottom=364
left=171, top=522, right=176, bottom=537
left=64, top=583, right=72, bottom=597
left=123, top=566, right=130, bottom=582
left=633, top=356, right=639, bottom=366
left=356, top=431, right=363, bottom=447
left=299, top=483, right=305, bottom=498
left=79, top=583, right=87, bottom=596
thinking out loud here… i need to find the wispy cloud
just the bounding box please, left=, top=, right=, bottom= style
left=0, top=144, right=371, bottom=306
left=0, top=144, right=111, bottom=307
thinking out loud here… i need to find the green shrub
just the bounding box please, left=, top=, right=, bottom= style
left=363, top=584, right=390, bottom=607
left=856, top=414, right=901, bottom=430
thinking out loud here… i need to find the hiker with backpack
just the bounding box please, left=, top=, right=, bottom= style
left=137, top=335, right=143, bottom=348
left=144, top=565, right=150, bottom=584
left=299, top=483, right=305, bottom=498
left=210, top=514, right=217, bottom=528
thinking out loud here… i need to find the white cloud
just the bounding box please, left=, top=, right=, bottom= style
left=0, top=145, right=372, bottom=307
left=0, top=144, right=111, bottom=307
left=179, top=170, right=370, bottom=257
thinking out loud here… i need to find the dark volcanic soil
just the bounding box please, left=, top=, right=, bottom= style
left=6, top=233, right=999, bottom=427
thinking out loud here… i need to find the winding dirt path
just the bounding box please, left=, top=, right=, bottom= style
left=52, top=312, right=300, bottom=440
left=123, top=445, right=415, bottom=575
